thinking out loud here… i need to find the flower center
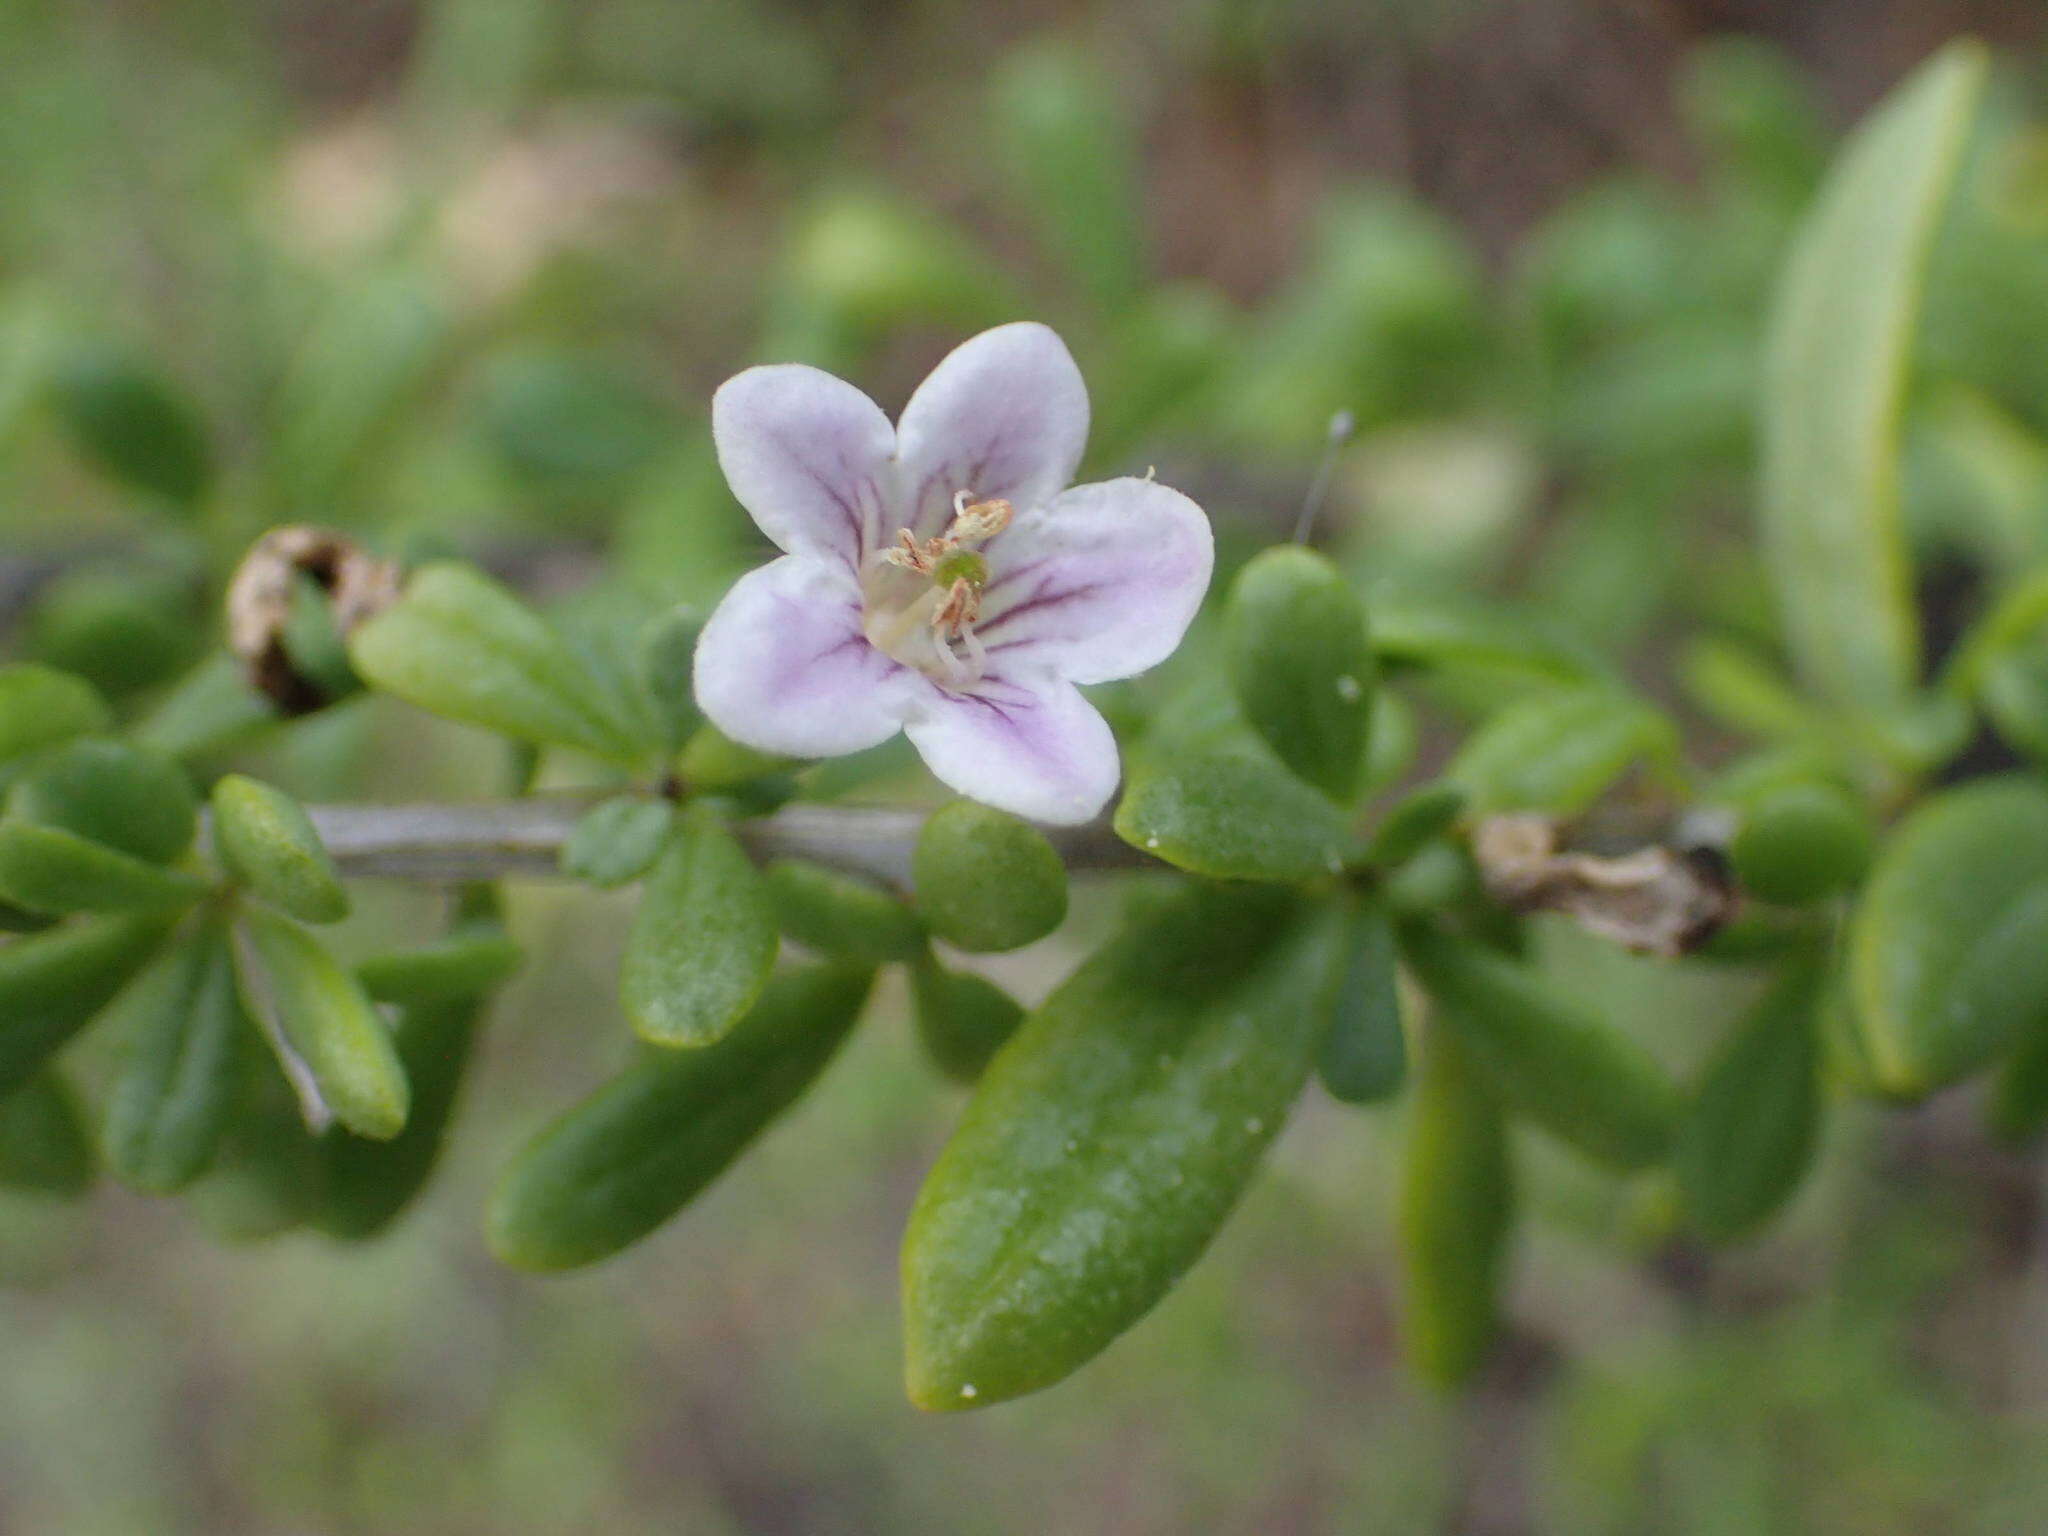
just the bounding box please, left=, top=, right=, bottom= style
left=861, top=492, right=1012, bottom=687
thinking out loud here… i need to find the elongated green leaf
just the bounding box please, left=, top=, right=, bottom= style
left=0, top=821, right=208, bottom=916
left=1224, top=546, right=1375, bottom=802
left=911, top=953, right=1024, bottom=1084
left=184, top=1038, right=327, bottom=1242
left=623, top=804, right=778, bottom=1047
left=560, top=796, right=673, bottom=889
left=1759, top=43, right=1987, bottom=712
left=1399, top=1026, right=1511, bottom=1388
left=1449, top=687, right=1676, bottom=816
left=489, top=962, right=872, bottom=1270
left=1988, top=1008, right=2048, bottom=1147
left=765, top=859, right=925, bottom=964
left=47, top=343, right=211, bottom=506
left=101, top=918, right=246, bottom=1193
left=236, top=907, right=409, bottom=1140
left=0, top=1069, right=95, bottom=1196
left=1674, top=956, right=1823, bottom=1242
left=1849, top=776, right=2048, bottom=1095
left=347, top=563, right=645, bottom=761
left=1364, top=783, right=1466, bottom=869
left=210, top=775, right=348, bottom=924
left=0, top=665, right=112, bottom=790
left=1399, top=923, right=1679, bottom=1169
left=0, top=914, right=171, bottom=1098
left=912, top=801, right=1068, bottom=952
left=318, top=992, right=486, bottom=1240
left=8, top=737, right=197, bottom=863
left=356, top=930, right=524, bottom=1005
left=903, top=887, right=1340, bottom=1410
left=1318, top=898, right=1406, bottom=1104
left=1114, top=751, right=1348, bottom=882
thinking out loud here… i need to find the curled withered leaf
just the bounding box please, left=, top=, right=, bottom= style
left=225, top=526, right=402, bottom=715
left=1472, top=813, right=1738, bottom=958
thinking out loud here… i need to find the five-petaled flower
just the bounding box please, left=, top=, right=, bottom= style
left=693, top=322, right=1213, bottom=824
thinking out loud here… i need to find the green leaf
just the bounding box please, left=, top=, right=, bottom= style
left=990, top=40, right=1143, bottom=311
left=1988, top=1007, right=2048, bottom=1147
left=47, top=342, right=211, bottom=506
left=318, top=991, right=487, bottom=1240
left=0, top=822, right=209, bottom=916
left=356, top=930, right=524, bottom=1006
left=8, top=737, right=197, bottom=863
left=1363, top=782, right=1466, bottom=869
left=1448, top=687, right=1676, bottom=816
left=1318, top=897, right=1406, bottom=1104
left=0, top=664, right=112, bottom=791
left=1674, top=956, right=1823, bottom=1243
left=101, top=918, right=245, bottom=1194
left=347, top=563, right=645, bottom=762
left=209, top=775, right=348, bottom=924
left=1980, top=644, right=2048, bottom=763
left=132, top=653, right=275, bottom=763
left=912, top=800, right=1068, bottom=952
left=1399, top=923, right=1679, bottom=1169
left=0, top=1069, right=96, bottom=1197
left=1114, top=751, right=1348, bottom=882
left=1758, top=42, right=1987, bottom=713
left=636, top=603, right=705, bottom=750
left=560, top=796, right=675, bottom=889
left=911, top=952, right=1024, bottom=1084
left=622, top=803, right=778, bottom=1047
left=183, top=1039, right=327, bottom=1243
left=765, top=859, right=924, bottom=964
left=903, top=886, right=1340, bottom=1410
left=26, top=566, right=202, bottom=700
left=0, top=914, right=171, bottom=1099
left=1223, top=546, right=1375, bottom=802
left=489, top=961, right=872, bottom=1270
left=235, top=907, right=409, bottom=1141
left=1849, top=776, right=2048, bottom=1095
left=1399, top=1026, right=1512, bottom=1389
left=1368, top=588, right=1600, bottom=686
left=1728, top=781, right=1873, bottom=904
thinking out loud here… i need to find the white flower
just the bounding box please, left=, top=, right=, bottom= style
left=693, top=322, right=1213, bottom=824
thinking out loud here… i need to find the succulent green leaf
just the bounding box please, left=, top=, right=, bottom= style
left=1399, top=1026, right=1512, bottom=1389
left=903, top=886, right=1340, bottom=1410
left=1224, top=546, right=1375, bottom=802
left=1448, top=687, right=1676, bottom=817
left=911, top=952, right=1025, bottom=1084
left=1849, top=776, right=2048, bottom=1095
left=912, top=801, right=1068, bottom=952
left=0, top=1069, right=96, bottom=1197
left=765, top=859, right=924, bottom=964
left=0, top=822, right=208, bottom=916
left=1988, top=1008, right=2048, bottom=1148
left=622, top=803, right=778, bottom=1047
left=318, top=991, right=487, bottom=1240
left=1980, top=644, right=2048, bottom=764
left=347, top=563, right=646, bottom=762
left=1114, top=750, right=1348, bottom=882
left=1728, top=781, right=1874, bottom=904
left=209, top=775, right=349, bottom=923
left=489, top=962, right=873, bottom=1270
left=0, top=664, right=114, bottom=790
left=235, top=907, right=409, bottom=1141
left=1674, top=956, right=1823, bottom=1243
left=8, top=737, right=197, bottom=863
left=184, top=1039, right=327, bottom=1243
left=1759, top=42, right=1987, bottom=713
left=101, top=917, right=246, bottom=1194
left=356, top=930, right=524, bottom=1006
left=1318, top=897, right=1406, bottom=1104
left=47, top=343, right=211, bottom=506
left=1399, top=923, right=1679, bottom=1169
left=560, top=796, right=674, bottom=889
left=1363, top=782, right=1467, bottom=870
left=0, top=913, right=171, bottom=1099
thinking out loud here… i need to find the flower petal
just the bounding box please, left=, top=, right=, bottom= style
left=694, top=557, right=920, bottom=757
left=712, top=364, right=898, bottom=572
left=904, top=675, right=1119, bottom=826
left=974, top=477, right=1214, bottom=685
left=895, top=322, right=1089, bottom=537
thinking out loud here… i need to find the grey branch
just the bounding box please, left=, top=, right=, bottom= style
left=302, top=799, right=1145, bottom=887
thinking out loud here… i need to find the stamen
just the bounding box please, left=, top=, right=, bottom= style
left=946, top=496, right=1013, bottom=544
